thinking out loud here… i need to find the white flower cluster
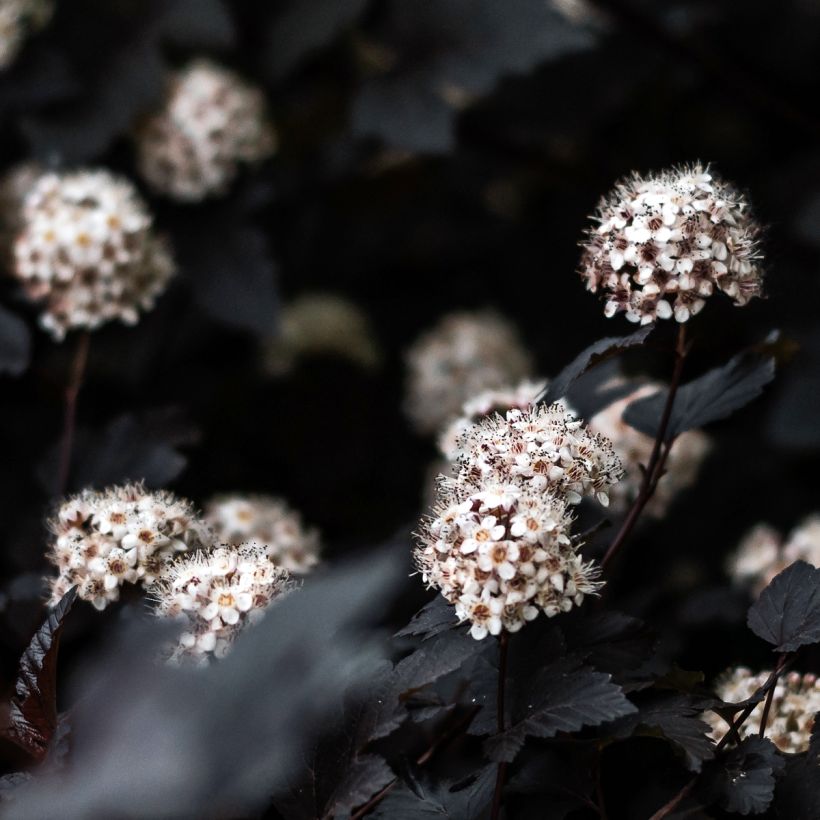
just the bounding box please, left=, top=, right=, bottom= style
left=580, top=164, right=762, bottom=324
left=262, top=293, right=381, bottom=376
left=405, top=311, right=534, bottom=434
left=47, top=484, right=210, bottom=610
left=135, top=59, right=276, bottom=202
left=416, top=404, right=621, bottom=639
left=589, top=383, right=711, bottom=516
left=728, top=515, right=820, bottom=595
left=0, top=0, right=53, bottom=70
left=11, top=169, right=175, bottom=339
left=150, top=543, right=294, bottom=664
left=204, top=494, right=320, bottom=574
left=706, top=668, right=820, bottom=754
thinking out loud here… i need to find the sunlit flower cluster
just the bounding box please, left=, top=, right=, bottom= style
left=0, top=0, right=53, bottom=70
left=204, top=494, right=320, bottom=574
left=150, top=543, right=294, bottom=665
left=262, top=293, right=381, bottom=376
left=589, top=383, right=711, bottom=516
left=728, top=515, right=820, bottom=595
left=580, top=164, right=762, bottom=324
left=11, top=169, right=175, bottom=339
left=706, top=667, right=820, bottom=754
left=47, top=484, right=210, bottom=610
left=405, top=311, right=534, bottom=434
left=135, top=59, right=276, bottom=202
left=416, top=404, right=621, bottom=639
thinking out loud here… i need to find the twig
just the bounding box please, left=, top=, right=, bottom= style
left=490, top=632, right=510, bottom=820
left=56, top=331, right=91, bottom=497
left=758, top=653, right=786, bottom=737
left=601, top=324, right=688, bottom=572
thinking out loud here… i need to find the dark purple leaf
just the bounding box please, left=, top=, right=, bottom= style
left=395, top=595, right=460, bottom=641
left=747, top=561, right=820, bottom=652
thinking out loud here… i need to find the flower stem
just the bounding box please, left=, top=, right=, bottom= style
left=758, top=653, right=787, bottom=738
left=490, top=631, right=510, bottom=820
left=601, top=323, right=688, bottom=572
left=56, top=331, right=90, bottom=497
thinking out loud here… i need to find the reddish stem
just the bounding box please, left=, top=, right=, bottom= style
left=490, top=631, right=510, bottom=820
left=56, top=332, right=91, bottom=497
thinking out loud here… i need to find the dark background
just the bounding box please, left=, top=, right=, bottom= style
left=0, top=0, right=819, bottom=800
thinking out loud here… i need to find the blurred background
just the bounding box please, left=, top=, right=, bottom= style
left=0, top=0, right=819, bottom=704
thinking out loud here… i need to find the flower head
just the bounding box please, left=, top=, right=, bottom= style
left=705, top=668, right=820, bottom=754
left=11, top=169, right=175, bottom=339
left=405, top=311, right=534, bottom=434
left=47, top=483, right=210, bottom=610
left=580, top=164, right=762, bottom=323
left=135, top=59, right=276, bottom=202
left=204, top=494, right=320, bottom=574
left=150, top=543, right=295, bottom=665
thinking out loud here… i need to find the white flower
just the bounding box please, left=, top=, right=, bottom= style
left=150, top=543, right=295, bottom=665
left=580, top=164, right=763, bottom=323
left=405, top=311, right=534, bottom=434
left=11, top=169, right=175, bottom=339
left=204, top=494, right=320, bottom=574
left=134, top=59, right=276, bottom=202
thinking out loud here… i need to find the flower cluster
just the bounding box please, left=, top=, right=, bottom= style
left=405, top=311, right=534, bottom=434
left=135, top=59, right=276, bottom=202
left=589, top=383, right=711, bottom=516
left=204, top=494, right=320, bottom=574
left=728, top=515, right=820, bottom=595
left=11, top=169, right=175, bottom=339
left=262, top=293, right=381, bottom=376
left=706, top=668, right=820, bottom=754
left=579, top=164, right=762, bottom=323
left=416, top=404, right=621, bottom=639
left=47, top=484, right=210, bottom=610
left=150, top=543, right=294, bottom=665
left=0, top=0, right=53, bottom=70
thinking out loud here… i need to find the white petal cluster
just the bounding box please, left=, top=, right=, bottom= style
left=135, top=59, right=276, bottom=202
left=204, top=494, right=320, bottom=574
left=150, top=543, right=294, bottom=665
left=728, top=515, right=820, bottom=595
left=0, top=0, right=53, bottom=70
left=706, top=668, right=820, bottom=754
left=405, top=311, right=534, bottom=435
left=416, top=404, right=621, bottom=639
left=580, top=164, right=762, bottom=324
left=438, top=379, right=548, bottom=461
left=11, top=169, right=175, bottom=339
left=47, top=484, right=210, bottom=610
left=262, top=293, right=381, bottom=376
left=589, top=384, right=711, bottom=516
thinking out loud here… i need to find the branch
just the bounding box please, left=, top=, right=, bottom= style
left=490, top=631, right=510, bottom=820
left=56, top=331, right=91, bottom=497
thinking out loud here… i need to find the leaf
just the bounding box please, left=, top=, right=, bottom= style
left=609, top=692, right=715, bottom=772
left=4, top=587, right=77, bottom=761
left=747, top=561, right=820, bottom=652
left=623, top=343, right=776, bottom=439
left=485, top=660, right=636, bottom=763
left=372, top=765, right=495, bottom=819
left=0, top=304, right=31, bottom=377
left=538, top=326, right=654, bottom=407
left=351, top=0, right=594, bottom=153
left=395, top=595, right=460, bottom=641
left=704, top=737, right=785, bottom=815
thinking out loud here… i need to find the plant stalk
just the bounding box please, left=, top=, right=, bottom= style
left=56, top=331, right=91, bottom=497
left=490, top=631, right=510, bottom=820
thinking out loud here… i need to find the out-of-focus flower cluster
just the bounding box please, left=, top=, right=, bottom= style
left=135, top=59, right=276, bottom=202
left=706, top=668, right=820, bottom=754
left=589, top=383, right=711, bottom=516
left=405, top=311, right=534, bottom=434
left=10, top=168, right=175, bottom=339
left=416, top=403, right=621, bottom=639
left=47, top=484, right=209, bottom=610
left=0, top=0, right=53, bottom=69
left=262, top=293, right=380, bottom=376
left=204, top=494, right=320, bottom=574
left=580, top=164, right=762, bottom=324
left=728, top=515, right=820, bottom=595
left=150, top=543, right=294, bottom=665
